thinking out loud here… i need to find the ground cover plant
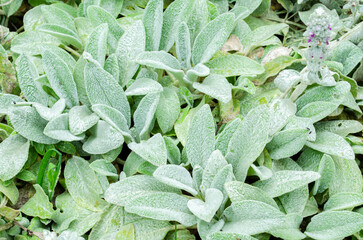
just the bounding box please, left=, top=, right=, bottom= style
left=0, top=0, right=363, bottom=239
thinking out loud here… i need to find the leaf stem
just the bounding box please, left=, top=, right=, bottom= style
left=13, top=221, right=45, bottom=240
left=61, top=45, right=81, bottom=58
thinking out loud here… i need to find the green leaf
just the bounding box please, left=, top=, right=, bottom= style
left=69, top=105, right=99, bottom=135
left=0, top=94, right=23, bottom=115
left=85, top=23, right=108, bottom=66
left=241, top=23, right=288, bottom=53
left=42, top=50, right=79, bottom=108
left=206, top=232, right=256, bottom=240
left=186, top=104, right=215, bottom=168
left=306, top=131, right=355, bottom=160
left=133, top=219, right=171, bottom=240
left=116, top=20, right=145, bottom=59
left=91, top=104, right=132, bottom=140
left=125, top=192, right=197, bottom=227
left=128, top=133, right=167, bottom=167
left=16, top=54, right=48, bottom=105
left=1, top=0, right=22, bottom=17
left=33, top=98, right=66, bottom=121
left=205, top=55, right=265, bottom=77
left=223, top=200, right=285, bottom=235
left=87, top=6, right=124, bottom=52
left=0, top=134, right=29, bottom=181
left=226, top=105, right=271, bottom=181
left=305, top=211, right=363, bottom=240
left=85, top=61, right=130, bottom=126
left=37, top=24, right=83, bottom=50
left=153, top=165, right=196, bottom=195
left=315, top=120, right=363, bottom=137
left=193, top=74, right=232, bottom=103
left=83, top=120, right=124, bottom=154
left=192, top=13, right=235, bottom=64
left=143, top=0, right=163, bottom=51
left=156, top=87, right=181, bottom=133
left=44, top=114, right=85, bottom=142
left=312, top=154, right=335, bottom=194
left=89, top=205, right=124, bottom=240
left=224, top=181, right=278, bottom=208
left=296, top=101, right=339, bottom=123
left=64, top=156, right=106, bottom=211
left=188, top=188, right=223, bottom=222
left=253, top=170, right=320, bottom=198
left=90, top=159, right=118, bottom=177
left=267, top=129, right=308, bottom=160
left=215, top=118, right=241, bottom=155
left=10, top=31, right=61, bottom=55
left=329, top=156, right=362, bottom=195
left=159, top=0, right=194, bottom=52
left=98, top=0, right=124, bottom=17
left=9, top=106, right=59, bottom=144
left=176, top=22, right=191, bottom=69
left=0, top=180, right=18, bottom=205
left=324, top=192, right=363, bottom=211
left=136, top=51, right=183, bottom=76
left=125, top=78, right=163, bottom=96
left=200, top=150, right=228, bottom=194
left=133, top=93, right=160, bottom=140
left=20, top=184, right=55, bottom=219
left=105, top=175, right=180, bottom=206
left=41, top=5, right=76, bottom=32
left=164, top=136, right=181, bottom=165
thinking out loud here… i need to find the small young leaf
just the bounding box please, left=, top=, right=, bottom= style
left=85, top=23, right=108, bottom=66
left=128, top=133, right=167, bottom=167
left=44, top=114, right=85, bottom=142
left=69, top=105, right=99, bottom=135
left=156, top=87, right=181, bottom=133
left=0, top=134, right=30, bottom=181
left=20, top=184, right=55, bottom=219
left=153, top=165, right=197, bottom=195
left=187, top=188, right=223, bottom=222
left=82, top=120, right=124, bottom=154
left=193, top=74, right=232, bottom=103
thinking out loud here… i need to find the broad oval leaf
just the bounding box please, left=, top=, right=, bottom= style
left=186, top=104, right=215, bottom=168
left=153, top=165, right=197, bottom=195
left=128, top=133, right=167, bottom=167
left=85, top=23, right=108, bottom=66
left=85, top=61, right=130, bottom=126
left=266, top=129, right=309, bottom=160
left=105, top=175, right=180, bottom=206
left=223, top=200, right=286, bottom=235
left=159, top=0, right=194, bottom=52
left=205, top=55, right=265, bottom=77
left=156, top=87, right=181, bottom=134
left=305, top=131, right=355, bottom=160
left=324, top=192, right=363, bottom=211
left=253, top=170, right=320, bottom=198
left=143, top=0, right=163, bottom=51
left=82, top=120, right=124, bottom=155
left=0, top=134, right=30, bottom=181
left=193, top=74, right=232, bottom=103
left=69, top=105, right=99, bottom=135
left=16, top=54, right=48, bottom=105
left=125, top=192, right=197, bottom=227
left=64, top=156, right=106, bottom=211
left=44, top=113, right=85, bottom=142
left=305, top=211, right=363, bottom=240
left=9, top=106, right=59, bottom=144
left=192, top=13, right=235, bottom=64
left=125, top=78, right=163, bottom=96
left=42, top=50, right=79, bottom=108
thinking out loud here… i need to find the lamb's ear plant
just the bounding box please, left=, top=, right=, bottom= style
left=0, top=0, right=363, bottom=239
